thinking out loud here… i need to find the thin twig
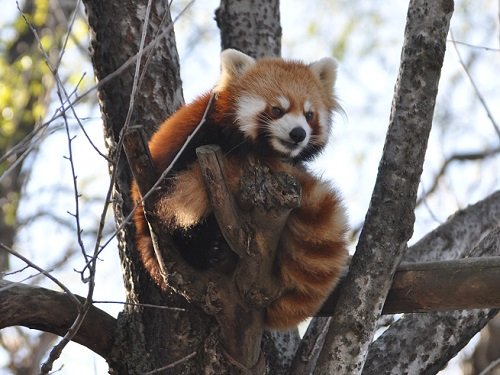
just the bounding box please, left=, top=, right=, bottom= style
left=417, top=147, right=500, bottom=206
left=93, top=300, right=185, bottom=311
left=62, top=109, right=87, bottom=262
left=55, top=0, right=82, bottom=71
left=121, top=0, right=154, bottom=136
left=450, top=29, right=500, bottom=141
left=144, top=352, right=197, bottom=374
left=0, top=243, right=80, bottom=307
left=478, top=357, right=500, bottom=375
left=40, top=302, right=91, bottom=374
left=447, top=39, right=500, bottom=52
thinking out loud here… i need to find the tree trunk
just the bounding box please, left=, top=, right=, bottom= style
left=315, top=0, right=454, bottom=373
left=82, top=0, right=199, bottom=373
left=81, top=0, right=293, bottom=373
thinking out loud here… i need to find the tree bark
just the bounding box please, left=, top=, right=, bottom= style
left=314, top=1, right=454, bottom=373
left=366, top=192, right=500, bottom=374
left=406, top=190, right=500, bottom=263
left=81, top=1, right=200, bottom=373
left=363, top=227, right=500, bottom=374
left=215, top=0, right=281, bottom=58
left=0, top=280, right=116, bottom=360
left=363, top=191, right=500, bottom=373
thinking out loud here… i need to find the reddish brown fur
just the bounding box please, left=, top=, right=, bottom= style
left=265, top=165, right=348, bottom=328
left=132, top=155, right=348, bottom=329
left=130, top=52, right=349, bottom=329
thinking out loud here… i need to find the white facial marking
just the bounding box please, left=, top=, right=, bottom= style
left=276, top=96, right=290, bottom=111
left=304, top=100, right=312, bottom=113
left=269, top=113, right=311, bottom=157
left=317, top=109, right=331, bottom=143
left=236, top=96, right=267, bottom=139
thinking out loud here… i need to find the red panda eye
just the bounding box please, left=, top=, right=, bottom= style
left=271, top=107, right=284, bottom=118
left=305, top=111, right=314, bottom=122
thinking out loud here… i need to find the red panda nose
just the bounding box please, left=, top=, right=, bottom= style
left=289, top=127, right=306, bottom=143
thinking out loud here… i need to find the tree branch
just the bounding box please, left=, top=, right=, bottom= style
left=0, top=280, right=116, bottom=362
left=407, top=190, right=500, bottom=262
left=314, top=1, right=454, bottom=373
left=298, top=191, right=499, bottom=372
left=363, top=227, right=500, bottom=374
left=320, top=257, right=500, bottom=315
left=450, top=30, right=500, bottom=140
left=2, top=250, right=499, bottom=370
left=417, top=148, right=500, bottom=206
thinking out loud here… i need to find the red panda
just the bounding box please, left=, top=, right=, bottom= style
left=130, top=49, right=349, bottom=329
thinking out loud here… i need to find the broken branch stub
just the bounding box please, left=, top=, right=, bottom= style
left=196, top=145, right=301, bottom=307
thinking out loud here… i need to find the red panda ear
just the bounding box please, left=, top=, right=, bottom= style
left=216, top=49, right=256, bottom=91
left=309, top=57, right=338, bottom=97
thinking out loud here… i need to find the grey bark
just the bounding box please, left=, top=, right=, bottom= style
left=405, top=190, right=500, bottom=262
left=81, top=0, right=194, bottom=373
left=363, top=191, right=500, bottom=373
left=0, top=280, right=116, bottom=360
left=314, top=1, right=454, bottom=373
left=364, top=228, right=500, bottom=374
left=215, top=0, right=281, bottom=58
left=364, top=191, right=500, bottom=374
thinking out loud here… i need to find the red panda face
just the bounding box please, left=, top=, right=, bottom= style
left=215, top=49, right=338, bottom=161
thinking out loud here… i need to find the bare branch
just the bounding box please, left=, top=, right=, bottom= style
left=93, top=300, right=185, bottom=312
left=320, top=257, right=500, bottom=315
left=417, top=147, right=500, bottom=206
left=450, top=29, right=500, bottom=141
left=406, top=190, right=500, bottom=263
left=447, top=39, right=500, bottom=52
left=144, top=352, right=197, bottom=375
left=290, top=317, right=331, bottom=375
left=0, top=243, right=80, bottom=307
left=0, top=280, right=116, bottom=362
left=363, top=227, right=500, bottom=374
left=478, top=357, right=500, bottom=375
